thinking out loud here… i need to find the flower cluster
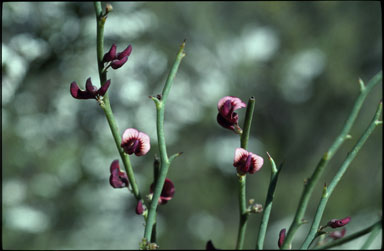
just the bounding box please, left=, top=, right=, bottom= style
left=233, top=148, right=264, bottom=175
left=216, top=96, right=246, bottom=133
left=70, top=78, right=111, bottom=100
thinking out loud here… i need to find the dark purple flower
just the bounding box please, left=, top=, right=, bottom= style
left=103, top=44, right=132, bottom=69
left=70, top=78, right=111, bottom=100
left=278, top=228, right=286, bottom=248
left=136, top=200, right=144, bottom=215
left=233, top=148, right=264, bottom=175
left=121, top=128, right=151, bottom=156
left=327, top=216, right=351, bottom=228
left=329, top=228, right=346, bottom=240
left=216, top=96, right=246, bottom=132
left=150, top=178, right=175, bottom=205
left=109, top=160, right=129, bottom=188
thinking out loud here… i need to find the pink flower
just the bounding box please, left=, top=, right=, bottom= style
left=70, top=78, right=111, bottom=100
left=278, top=228, right=286, bottom=248
left=121, top=128, right=151, bottom=156
left=109, top=160, right=129, bottom=188
left=327, top=216, right=351, bottom=228
left=329, top=228, right=346, bottom=240
left=217, top=96, right=246, bottom=132
left=150, top=178, right=175, bottom=205
left=233, top=148, right=264, bottom=175
left=103, top=44, right=132, bottom=69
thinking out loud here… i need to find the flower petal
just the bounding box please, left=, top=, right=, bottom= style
left=249, top=153, right=264, bottom=173
left=70, top=81, right=93, bottom=99
left=217, top=96, right=246, bottom=112
left=111, top=56, right=128, bottom=69
left=97, top=79, right=111, bottom=96
left=109, top=159, right=129, bottom=188
left=117, top=44, right=132, bottom=60
left=217, top=113, right=236, bottom=131
left=103, top=44, right=117, bottom=62
left=122, top=128, right=140, bottom=144
left=85, top=77, right=98, bottom=95
left=234, top=148, right=249, bottom=164
left=136, top=132, right=151, bottom=156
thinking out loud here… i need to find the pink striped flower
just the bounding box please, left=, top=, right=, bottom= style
left=103, top=44, right=132, bottom=69
left=150, top=178, right=175, bottom=205
left=109, top=160, right=129, bottom=188
left=121, top=128, right=151, bottom=156
left=70, top=78, right=111, bottom=100
left=217, top=96, right=246, bottom=133
left=233, top=148, right=264, bottom=175
left=327, top=216, right=351, bottom=228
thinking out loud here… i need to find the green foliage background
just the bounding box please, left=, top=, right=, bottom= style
left=2, top=2, right=382, bottom=249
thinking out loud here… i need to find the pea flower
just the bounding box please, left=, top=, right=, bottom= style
left=327, top=216, right=351, bottom=228
left=278, top=228, right=286, bottom=248
left=121, top=128, right=151, bottom=156
left=329, top=228, right=346, bottom=240
left=233, top=148, right=264, bottom=175
left=70, top=77, right=111, bottom=100
left=217, top=96, right=246, bottom=133
left=150, top=178, right=175, bottom=205
left=103, top=44, right=132, bottom=69
left=109, top=159, right=129, bottom=188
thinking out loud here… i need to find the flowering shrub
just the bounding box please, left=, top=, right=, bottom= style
left=68, top=2, right=383, bottom=250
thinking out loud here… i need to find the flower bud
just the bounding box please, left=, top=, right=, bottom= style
left=278, top=228, right=286, bottom=248
left=327, top=216, right=351, bottom=228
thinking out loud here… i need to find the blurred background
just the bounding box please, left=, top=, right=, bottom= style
left=2, top=2, right=382, bottom=249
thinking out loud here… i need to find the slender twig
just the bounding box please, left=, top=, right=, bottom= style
left=300, top=101, right=383, bottom=249
left=313, top=219, right=382, bottom=250
left=256, top=154, right=283, bottom=250
left=143, top=41, right=186, bottom=243
left=236, top=97, right=255, bottom=250
left=93, top=2, right=142, bottom=201
left=360, top=219, right=381, bottom=249
left=281, top=71, right=382, bottom=249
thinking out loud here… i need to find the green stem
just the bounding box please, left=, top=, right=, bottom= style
left=300, top=101, right=382, bottom=249
left=236, top=97, right=255, bottom=250
left=313, top=220, right=382, bottom=250
left=94, top=2, right=141, bottom=200
left=143, top=41, right=186, bottom=243
left=360, top=219, right=381, bottom=249
left=256, top=154, right=283, bottom=250
left=281, top=71, right=382, bottom=249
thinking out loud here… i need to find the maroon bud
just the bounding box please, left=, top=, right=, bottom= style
left=97, top=79, right=111, bottom=96
left=117, top=45, right=132, bottom=59
left=327, top=216, right=351, bottom=228
left=206, top=240, right=219, bottom=250
left=103, top=44, right=117, bottom=62
left=278, top=228, right=286, bottom=248
left=135, top=200, right=144, bottom=215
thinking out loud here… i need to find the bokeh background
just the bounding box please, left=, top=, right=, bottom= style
left=2, top=2, right=382, bottom=250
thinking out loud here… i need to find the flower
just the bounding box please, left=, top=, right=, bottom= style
left=135, top=200, right=144, bottom=215
left=233, top=148, right=264, bottom=175
left=150, top=178, right=175, bottom=205
left=103, top=44, right=132, bottom=69
left=329, top=228, right=346, bottom=240
left=327, top=216, right=351, bottom=228
left=109, top=159, right=129, bottom=188
left=217, top=96, right=246, bottom=133
left=121, top=128, right=151, bottom=156
left=278, top=228, right=286, bottom=248
left=70, top=77, right=111, bottom=100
